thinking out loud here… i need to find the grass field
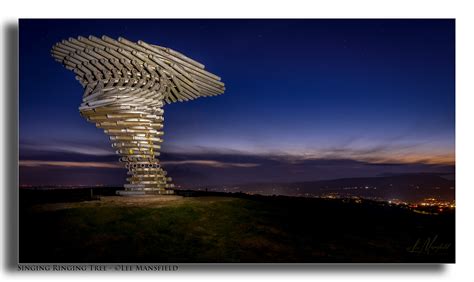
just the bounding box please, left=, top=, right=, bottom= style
left=20, top=193, right=455, bottom=263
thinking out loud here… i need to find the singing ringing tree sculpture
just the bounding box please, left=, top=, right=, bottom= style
left=51, top=36, right=225, bottom=195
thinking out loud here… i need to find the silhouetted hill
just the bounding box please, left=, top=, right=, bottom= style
left=208, top=173, right=455, bottom=202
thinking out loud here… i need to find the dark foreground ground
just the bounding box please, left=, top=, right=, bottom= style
left=20, top=189, right=454, bottom=263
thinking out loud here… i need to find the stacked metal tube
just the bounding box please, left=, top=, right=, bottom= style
left=51, top=35, right=225, bottom=194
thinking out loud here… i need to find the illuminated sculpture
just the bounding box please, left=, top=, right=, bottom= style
left=51, top=36, right=225, bottom=194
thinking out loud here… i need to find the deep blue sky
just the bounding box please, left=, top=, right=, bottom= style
left=19, top=19, right=455, bottom=186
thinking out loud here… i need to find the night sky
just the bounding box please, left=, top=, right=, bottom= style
left=19, top=19, right=455, bottom=187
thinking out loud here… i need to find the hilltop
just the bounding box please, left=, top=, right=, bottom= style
left=20, top=191, right=454, bottom=263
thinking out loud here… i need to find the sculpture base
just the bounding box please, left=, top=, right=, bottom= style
left=116, top=191, right=146, bottom=196
left=116, top=190, right=175, bottom=196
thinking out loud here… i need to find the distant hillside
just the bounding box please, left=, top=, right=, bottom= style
left=202, top=173, right=455, bottom=202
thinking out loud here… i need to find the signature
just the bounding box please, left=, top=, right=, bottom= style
left=407, top=235, right=452, bottom=255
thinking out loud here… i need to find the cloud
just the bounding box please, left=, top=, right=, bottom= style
left=161, top=160, right=260, bottom=168
left=19, top=139, right=455, bottom=187
left=19, top=160, right=122, bottom=169
left=20, top=140, right=115, bottom=156
left=162, top=141, right=454, bottom=166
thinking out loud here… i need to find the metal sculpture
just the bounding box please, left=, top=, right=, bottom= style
left=51, top=36, right=225, bottom=194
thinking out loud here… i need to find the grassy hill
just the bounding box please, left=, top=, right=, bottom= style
left=20, top=191, right=454, bottom=263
